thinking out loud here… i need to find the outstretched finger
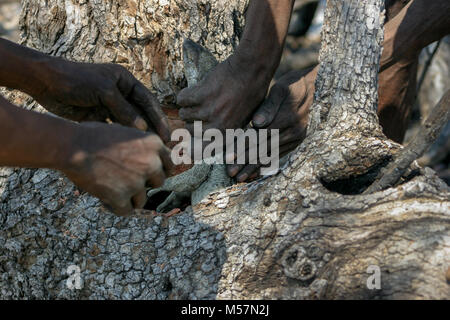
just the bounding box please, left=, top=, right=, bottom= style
left=235, top=164, right=260, bottom=183
left=129, top=82, right=171, bottom=143
left=252, top=85, right=287, bottom=128
left=176, top=84, right=208, bottom=108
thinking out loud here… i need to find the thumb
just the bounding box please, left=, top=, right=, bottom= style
left=252, top=85, right=287, bottom=128
left=176, top=84, right=207, bottom=108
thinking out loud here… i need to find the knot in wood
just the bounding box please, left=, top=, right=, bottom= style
left=281, top=245, right=317, bottom=281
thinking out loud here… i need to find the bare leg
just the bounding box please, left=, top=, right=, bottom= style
left=378, top=0, right=417, bottom=143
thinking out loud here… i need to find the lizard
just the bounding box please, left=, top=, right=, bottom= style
left=147, top=39, right=233, bottom=212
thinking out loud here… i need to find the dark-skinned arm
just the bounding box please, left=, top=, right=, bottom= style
left=177, top=0, right=295, bottom=132
left=0, top=95, right=172, bottom=216
left=253, top=0, right=450, bottom=131
left=236, top=0, right=296, bottom=80
left=231, top=0, right=450, bottom=181
left=0, top=38, right=170, bottom=142
left=0, top=95, right=77, bottom=170
left=381, top=0, right=450, bottom=71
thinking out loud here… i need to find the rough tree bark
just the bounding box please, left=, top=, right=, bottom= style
left=0, top=0, right=449, bottom=299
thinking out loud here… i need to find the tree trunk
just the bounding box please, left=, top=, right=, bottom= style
left=0, top=0, right=449, bottom=299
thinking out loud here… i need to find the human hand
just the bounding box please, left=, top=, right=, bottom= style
left=63, top=122, right=173, bottom=216
left=35, top=59, right=170, bottom=142
left=226, top=67, right=317, bottom=182
left=176, top=53, right=272, bottom=133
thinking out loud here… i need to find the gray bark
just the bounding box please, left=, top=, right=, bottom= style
left=0, top=0, right=449, bottom=300
left=0, top=0, right=20, bottom=42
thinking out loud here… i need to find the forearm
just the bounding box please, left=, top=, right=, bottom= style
left=0, top=95, right=77, bottom=170
left=0, top=38, right=54, bottom=97
left=307, top=0, right=449, bottom=89
left=235, top=0, right=295, bottom=80
left=381, top=0, right=450, bottom=71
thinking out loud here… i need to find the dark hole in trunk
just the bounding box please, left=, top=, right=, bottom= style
left=320, top=157, right=399, bottom=195
left=144, top=191, right=172, bottom=211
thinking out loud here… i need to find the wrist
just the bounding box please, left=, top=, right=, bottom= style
left=0, top=39, right=60, bottom=97
left=232, top=0, right=293, bottom=83
left=27, top=55, right=67, bottom=97
left=232, top=46, right=279, bottom=87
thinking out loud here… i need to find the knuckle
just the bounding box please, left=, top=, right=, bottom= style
left=110, top=64, right=135, bottom=82
left=146, top=159, right=164, bottom=180
left=147, top=159, right=162, bottom=175
left=146, top=134, right=164, bottom=149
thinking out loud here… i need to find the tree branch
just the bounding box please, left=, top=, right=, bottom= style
left=365, top=89, right=450, bottom=194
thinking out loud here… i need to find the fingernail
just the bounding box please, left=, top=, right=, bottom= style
left=134, top=117, right=148, bottom=131
left=237, top=173, right=248, bottom=182
left=253, top=114, right=265, bottom=126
